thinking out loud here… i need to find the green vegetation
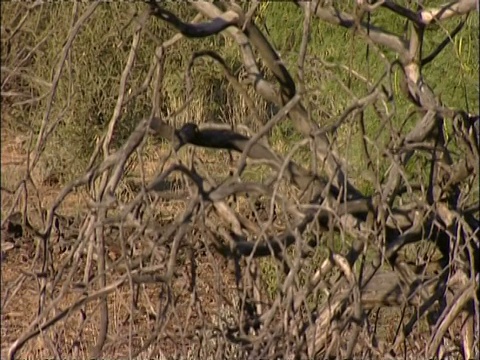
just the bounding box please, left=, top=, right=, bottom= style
left=2, top=2, right=477, bottom=184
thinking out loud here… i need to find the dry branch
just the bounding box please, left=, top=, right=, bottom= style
left=3, top=1, right=478, bottom=359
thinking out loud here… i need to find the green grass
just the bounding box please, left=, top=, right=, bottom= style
left=2, top=2, right=477, bottom=183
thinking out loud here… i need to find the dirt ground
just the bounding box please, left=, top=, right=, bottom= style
left=1, top=127, right=470, bottom=359
left=0, top=127, right=242, bottom=359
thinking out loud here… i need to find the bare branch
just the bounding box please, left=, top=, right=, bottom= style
left=148, top=0, right=239, bottom=37
left=419, top=0, right=478, bottom=24
left=295, top=1, right=410, bottom=59
left=3, top=1, right=477, bottom=359
left=422, top=15, right=468, bottom=66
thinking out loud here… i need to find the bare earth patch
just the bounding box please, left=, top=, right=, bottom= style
left=1, top=128, right=243, bottom=359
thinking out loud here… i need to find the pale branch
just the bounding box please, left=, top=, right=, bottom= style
left=190, top=1, right=366, bottom=200
left=378, top=0, right=476, bottom=26
left=213, top=200, right=365, bottom=257
left=305, top=264, right=448, bottom=357
left=427, top=282, right=476, bottom=357
left=188, top=1, right=281, bottom=105
left=299, top=0, right=474, bottom=118
left=229, top=2, right=297, bottom=100
left=207, top=243, right=438, bottom=357
left=418, top=0, right=478, bottom=25
left=148, top=0, right=238, bottom=38
left=295, top=1, right=410, bottom=60
left=296, top=0, right=312, bottom=94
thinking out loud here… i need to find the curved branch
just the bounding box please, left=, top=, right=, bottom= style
left=198, top=1, right=366, bottom=200
left=422, top=15, right=468, bottom=66
left=382, top=0, right=477, bottom=26
left=148, top=0, right=239, bottom=37
left=418, top=0, right=478, bottom=25
left=148, top=117, right=335, bottom=197
left=381, top=0, right=423, bottom=24
left=295, top=1, right=410, bottom=59
left=188, top=1, right=280, bottom=104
